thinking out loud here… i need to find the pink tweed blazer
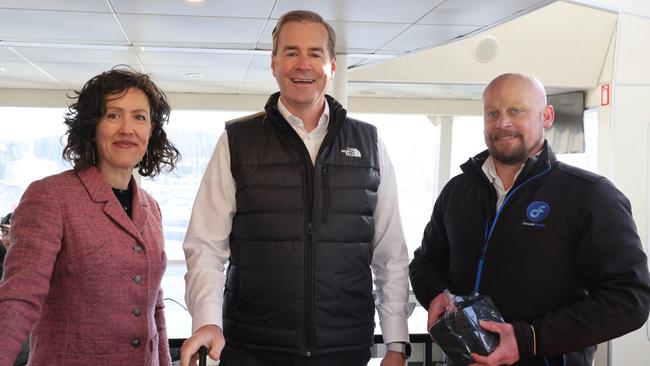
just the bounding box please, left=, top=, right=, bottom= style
left=0, top=167, right=171, bottom=366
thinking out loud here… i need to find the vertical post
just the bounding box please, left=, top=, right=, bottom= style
left=331, top=54, right=348, bottom=108
left=429, top=115, right=453, bottom=197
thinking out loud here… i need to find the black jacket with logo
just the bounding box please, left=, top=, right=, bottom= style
left=222, top=92, right=380, bottom=356
left=410, top=142, right=650, bottom=365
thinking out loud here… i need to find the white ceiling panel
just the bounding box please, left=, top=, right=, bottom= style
left=0, top=47, right=24, bottom=62
left=110, top=0, right=274, bottom=18
left=331, top=21, right=414, bottom=52
left=11, top=47, right=139, bottom=65
left=272, top=0, right=445, bottom=23
left=0, top=9, right=126, bottom=44
left=242, top=67, right=276, bottom=84
left=249, top=55, right=272, bottom=69
left=138, top=51, right=253, bottom=68
left=380, top=24, right=478, bottom=54
left=145, top=65, right=248, bottom=84
left=32, top=62, right=126, bottom=88
left=419, top=0, right=549, bottom=26
left=119, top=14, right=268, bottom=48
left=0, top=61, right=61, bottom=88
left=0, top=0, right=109, bottom=12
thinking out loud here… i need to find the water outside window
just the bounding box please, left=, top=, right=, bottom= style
left=0, top=107, right=69, bottom=215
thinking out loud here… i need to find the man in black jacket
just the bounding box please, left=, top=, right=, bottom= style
left=180, top=9, right=413, bottom=366
left=409, top=73, right=650, bottom=366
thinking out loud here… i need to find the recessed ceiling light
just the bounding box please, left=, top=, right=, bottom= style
left=187, top=0, right=204, bottom=3
left=0, top=67, right=6, bottom=72
left=186, top=72, right=205, bottom=78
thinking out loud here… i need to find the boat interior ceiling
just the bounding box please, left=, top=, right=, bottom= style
left=0, top=0, right=617, bottom=100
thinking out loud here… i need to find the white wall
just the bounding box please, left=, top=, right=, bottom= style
left=350, top=1, right=617, bottom=91
left=574, top=2, right=650, bottom=364
left=604, top=11, right=650, bottom=366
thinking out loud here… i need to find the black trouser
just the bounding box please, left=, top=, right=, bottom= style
left=220, top=345, right=372, bottom=366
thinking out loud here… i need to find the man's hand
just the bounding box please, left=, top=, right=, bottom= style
left=380, top=350, right=407, bottom=366
left=427, top=292, right=456, bottom=331
left=469, top=320, right=520, bottom=366
left=180, top=324, right=226, bottom=366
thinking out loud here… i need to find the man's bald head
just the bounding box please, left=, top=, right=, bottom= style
left=483, top=73, right=547, bottom=108
left=482, top=73, right=554, bottom=166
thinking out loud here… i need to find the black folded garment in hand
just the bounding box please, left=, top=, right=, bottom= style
left=429, top=294, right=504, bottom=366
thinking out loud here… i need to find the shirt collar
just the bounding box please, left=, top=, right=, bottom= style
left=482, top=155, right=500, bottom=185
left=277, top=98, right=330, bottom=134
left=482, top=150, right=543, bottom=185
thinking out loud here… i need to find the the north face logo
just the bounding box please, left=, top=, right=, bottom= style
left=341, top=147, right=362, bottom=158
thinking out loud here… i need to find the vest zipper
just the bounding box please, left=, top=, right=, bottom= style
left=305, top=221, right=314, bottom=356
left=320, top=166, right=329, bottom=222
left=301, top=143, right=314, bottom=356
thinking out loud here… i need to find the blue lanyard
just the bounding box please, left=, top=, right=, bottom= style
left=472, top=163, right=552, bottom=295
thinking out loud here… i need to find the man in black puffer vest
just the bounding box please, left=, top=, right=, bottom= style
left=181, top=10, right=413, bottom=366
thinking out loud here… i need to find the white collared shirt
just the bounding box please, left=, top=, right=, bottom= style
left=277, top=98, right=329, bottom=164
left=481, top=156, right=525, bottom=210
left=183, top=98, right=414, bottom=344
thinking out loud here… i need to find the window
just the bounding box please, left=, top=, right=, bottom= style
left=141, top=110, right=249, bottom=261
left=450, top=116, right=486, bottom=178
left=0, top=107, right=68, bottom=215
left=350, top=113, right=439, bottom=257
left=144, top=110, right=249, bottom=339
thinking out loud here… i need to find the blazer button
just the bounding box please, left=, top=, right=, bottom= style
left=134, top=244, right=144, bottom=253
left=131, top=338, right=140, bottom=348
left=133, top=275, right=143, bottom=284
left=132, top=307, right=142, bottom=316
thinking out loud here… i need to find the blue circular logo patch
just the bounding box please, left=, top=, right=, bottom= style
left=526, top=201, right=550, bottom=222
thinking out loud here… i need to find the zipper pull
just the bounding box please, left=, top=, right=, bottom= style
left=307, top=222, right=313, bottom=235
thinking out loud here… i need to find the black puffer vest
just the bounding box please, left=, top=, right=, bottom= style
left=222, top=93, right=380, bottom=356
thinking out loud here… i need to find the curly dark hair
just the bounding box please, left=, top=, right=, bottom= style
left=62, top=66, right=180, bottom=177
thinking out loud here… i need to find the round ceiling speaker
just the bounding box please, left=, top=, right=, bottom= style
left=473, top=35, right=499, bottom=63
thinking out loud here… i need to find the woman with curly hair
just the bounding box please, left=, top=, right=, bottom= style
left=0, top=66, right=180, bottom=366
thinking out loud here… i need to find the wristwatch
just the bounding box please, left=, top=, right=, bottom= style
left=386, top=342, right=411, bottom=360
